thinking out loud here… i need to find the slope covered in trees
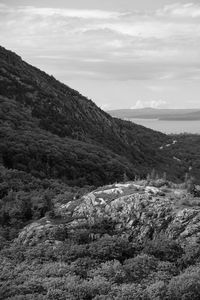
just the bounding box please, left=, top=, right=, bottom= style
left=0, top=45, right=184, bottom=185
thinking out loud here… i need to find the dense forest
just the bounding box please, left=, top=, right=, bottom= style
left=1, top=224, right=200, bottom=300
left=0, top=95, right=136, bottom=187
left=0, top=165, right=93, bottom=244
left=167, top=134, right=200, bottom=180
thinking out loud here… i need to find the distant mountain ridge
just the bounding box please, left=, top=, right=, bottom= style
left=108, top=108, right=200, bottom=120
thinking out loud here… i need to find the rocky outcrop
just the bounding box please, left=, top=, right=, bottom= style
left=17, top=219, right=65, bottom=246
left=16, top=181, right=200, bottom=246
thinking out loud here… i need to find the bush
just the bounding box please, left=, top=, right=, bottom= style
left=145, top=281, right=167, bottom=300
left=179, top=243, right=200, bottom=268
left=123, top=254, right=158, bottom=283
left=108, top=283, right=145, bottom=300
left=88, top=260, right=126, bottom=284
left=143, top=234, right=183, bottom=262
left=88, top=236, right=136, bottom=262
left=67, top=276, right=111, bottom=300
left=167, top=267, right=200, bottom=300
left=70, top=257, right=98, bottom=278
left=147, top=261, right=178, bottom=284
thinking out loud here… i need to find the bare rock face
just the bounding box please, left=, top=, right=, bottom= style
left=16, top=181, right=200, bottom=246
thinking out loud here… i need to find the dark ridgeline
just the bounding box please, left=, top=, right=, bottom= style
left=0, top=45, right=184, bottom=186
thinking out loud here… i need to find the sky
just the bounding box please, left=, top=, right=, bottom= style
left=0, top=0, right=200, bottom=110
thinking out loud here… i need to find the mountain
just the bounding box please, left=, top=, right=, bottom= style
left=0, top=45, right=183, bottom=186
left=108, top=108, right=200, bottom=120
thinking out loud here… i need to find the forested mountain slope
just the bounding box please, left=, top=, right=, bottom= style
left=0, top=45, right=185, bottom=184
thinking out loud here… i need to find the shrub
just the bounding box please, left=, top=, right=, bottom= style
left=108, top=283, right=145, bottom=300
left=145, top=281, right=167, bottom=300
left=179, top=243, right=200, bottom=268
left=88, top=236, right=136, bottom=262
left=88, top=260, right=126, bottom=284
left=167, top=268, right=200, bottom=300
left=123, top=254, right=158, bottom=283
left=67, top=276, right=111, bottom=300
left=143, top=234, right=183, bottom=262
left=70, top=257, right=98, bottom=278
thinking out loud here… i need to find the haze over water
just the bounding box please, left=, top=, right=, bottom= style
left=130, top=119, right=200, bottom=134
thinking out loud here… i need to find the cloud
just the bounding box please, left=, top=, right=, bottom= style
left=17, top=6, right=123, bottom=20
left=0, top=2, right=200, bottom=82
left=158, top=3, right=200, bottom=18
left=131, top=100, right=167, bottom=109
left=147, top=86, right=166, bottom=92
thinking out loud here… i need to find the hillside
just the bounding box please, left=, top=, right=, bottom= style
left=0, top=45, right=183, bottom=185
left=162, top=134, right=200, bottom=180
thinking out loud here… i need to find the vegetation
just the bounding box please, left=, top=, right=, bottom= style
left=0, top=165, right=93, bottom=242
left=1, top=220, right=200, bottom=299
left=0, top=165, right=199, bottom=299
left=166, top=134, right=200, bottom=183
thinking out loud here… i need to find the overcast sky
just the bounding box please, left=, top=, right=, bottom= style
left=1, top=0, right=200, bottom=109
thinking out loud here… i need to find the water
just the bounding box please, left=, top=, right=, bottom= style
left=129, top=118, right=200, bottom=134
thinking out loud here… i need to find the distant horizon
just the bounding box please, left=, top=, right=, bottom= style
left=107, top=107, right=200, bottom=111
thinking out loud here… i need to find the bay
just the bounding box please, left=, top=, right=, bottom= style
left=129, top=118, right=200, bottom=134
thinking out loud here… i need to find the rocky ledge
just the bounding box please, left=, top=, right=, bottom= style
left=17, top=181, right=200, bottom=246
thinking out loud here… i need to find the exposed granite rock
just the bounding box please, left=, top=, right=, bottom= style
left=16, top=181, right=200, bottom=246
left=17, top=219, right=65, bottom=246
